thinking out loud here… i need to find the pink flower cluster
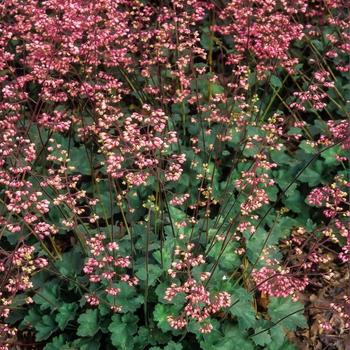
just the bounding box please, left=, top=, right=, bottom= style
left=291, top=71, right=333, bottom=111
left=252, top=266, right=309, bottom=299
left=235, top=154, right=276, bottom=218
left=1, top=0, right=198, bottom=195
left=307, top=177, right=349, bottom=263
left=0, top=245, right=47, bottom=350
left=40, top=139, right=103, bottom=227
left=165, top=278, right=231, bottom=333
left=99, top=104, right=185, bottom=186
left=253, top=186, right=349, bottom=300
left=251, top=223, right=323, bottom=300
left=0, top=0, right=348, bottom=345
left=326, top=120, right=350, bottom=151
left=214, top=0, right=306, bottom=75
left=307, top=184, right=348, bottom=219
left=83, top=234, right=138, bottom=311
left=170, top=193, right=190, bottom=206
left=165, top=243, right=230, bottom=333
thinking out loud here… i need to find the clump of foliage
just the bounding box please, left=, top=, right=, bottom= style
left=0, top=0, right=349, bottom=349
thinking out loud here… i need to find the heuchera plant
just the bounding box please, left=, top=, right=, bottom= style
left=0, top=0, right=349, bottom=349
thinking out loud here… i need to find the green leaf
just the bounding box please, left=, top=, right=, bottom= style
left=35, top=315, right=58, bottom=341
left=77, top=309, right=99, bottom=337
left=248, top=72, right=257, bottom=86
left=267, top=325, right=287, bottom=350
left=252, top=327, right=272, bottom=347
left=168, top=205, right=186, bottom=222
left=287, top=127, right=302, bottom=136
left=109, top=314, right=138, bottom=349
left=154, top=304, right=171, bottom=332
left=72, top=337, right=101, bottom=350
left=298, top=162, right=322, bottom=186
left=283, top=187, right=303, bottom=213
left=153, top=304, right=183, bottom=333
left=94, top=180, right=120, bottom=217
left=211, top=83, right=225, bottom=95
left=268, top=297, right=307, bottom=331
left=245, top=227, right=268, bottom=263
left=153, top=236, right=174, bottom=270
left=108, top=282, right=143, bottom=313
left=269, top=217, right=297, bottom=244
left=230, top=288, right=256, bottom=329
left=33, top=283, right=59, bottom=311
left=201, top=32, right=213, bottom=50
left=271, top=150, right=292, bottom=165
left=164, top=341, right=183, bottom=350
left=55, top=248, right=84, bottom=277
left=265, top=185, right=278, bottom=202
left=136, top=264, right=162, bottom=286
left=299, top=140, right=317, bottom=154
left=270, top=75, right=282, bottom=88
left=55, top=303, right=78, bottom=330
left=311, top=39, right=324, bottom=51
left=135, top=326, right=170, bottom=348
left=208, top=242, right=240, bottom=270
left=321, top=145, right=341, bottom=166
left=43, top=335, right=69, bottom=350
left=22, top=308, right=41, bottom=329
left=69, top=146, right=91, bottom=175
left=200, top=325, right=254, bottom=350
